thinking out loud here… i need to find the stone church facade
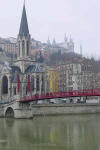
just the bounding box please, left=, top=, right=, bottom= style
left=0, top=3, right=47, bottom=103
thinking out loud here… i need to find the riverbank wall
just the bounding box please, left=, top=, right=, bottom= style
left=0, top=108, right=4, bottom=117
left=32, top=103, right=100, bottom=116
left=2, top=103, right=100, bottom=118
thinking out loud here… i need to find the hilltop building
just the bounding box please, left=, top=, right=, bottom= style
left=46, top=34, right=74, bottom=55
left=0, top=39, right=18, bottom=57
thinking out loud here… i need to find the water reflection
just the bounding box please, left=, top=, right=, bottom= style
left=0, top=115, right=100, bottom=150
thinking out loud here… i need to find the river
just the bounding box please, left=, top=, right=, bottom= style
left=0, top=115, right=100, bottom=150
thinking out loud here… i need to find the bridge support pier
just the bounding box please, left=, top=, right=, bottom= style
left=4, top=101, right=33, bottom=119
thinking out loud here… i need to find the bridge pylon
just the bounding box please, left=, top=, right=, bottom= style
left=3, top=96, right=33, bottom=118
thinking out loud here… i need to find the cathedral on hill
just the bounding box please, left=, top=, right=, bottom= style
left=47, top=34, right=74, bottom=54
left=44, top=34, right=74, bottom=56
left=0, top=3, right=47, bottom=103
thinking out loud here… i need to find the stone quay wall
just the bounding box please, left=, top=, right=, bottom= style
left=2, top=103, right=100, bottom=119
left=31, top=104, right=100, bottom=116
left=0, top=108, right=4, bottom=117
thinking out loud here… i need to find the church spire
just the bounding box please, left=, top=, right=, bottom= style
left=24, top=0, right=25, bottom=5
left=80, top=44, right=83, bottom=57
left=18, top=1, right=30, bottom=58
left=47, top=37, right=51, bottom=46
left=64, top=33, right=67, bottom=42
left=52, top=37, right=56, bottom=46
left=19, top=1, right=29, bottom=37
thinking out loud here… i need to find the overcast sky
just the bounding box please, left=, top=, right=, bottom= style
left=0, top=0, right=100, bottom=58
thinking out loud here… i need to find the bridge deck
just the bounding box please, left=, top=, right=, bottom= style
left=20, top=89, right=100, bottom=103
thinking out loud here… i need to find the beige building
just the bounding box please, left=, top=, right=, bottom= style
left=58, top=62, right=82, bottom=92
left=0, top=42, right=18, bottom=56
left=94, top=73, right=100, bottom=89
left=57, top=58, right=99, bottom=92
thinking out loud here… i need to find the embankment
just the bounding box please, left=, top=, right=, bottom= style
left=32, top=103, right=100, bottom=116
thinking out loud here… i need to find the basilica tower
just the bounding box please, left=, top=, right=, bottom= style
left=17, top=3, right=30, bottom=58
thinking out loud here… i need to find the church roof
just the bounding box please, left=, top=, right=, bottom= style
left=12, top=74, right=18, bottom=83
left=11, top=66, right=21, bottom=83
left=11, top=66, right=21, bottom=73
left=19, top=4, right=29, bottom=37
left=25, top=65, right=45, bottom=73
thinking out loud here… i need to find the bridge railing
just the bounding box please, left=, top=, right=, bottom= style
left=20, top=89, right=100, bottom=102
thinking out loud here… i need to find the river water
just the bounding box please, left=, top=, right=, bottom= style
left=0, top=115, right=100, bottom=150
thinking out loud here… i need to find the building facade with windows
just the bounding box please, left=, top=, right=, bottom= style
left=57, top=58, right=99, bottom=92
left=47, top=68, right=59, bottom=93
left=58, top=62, right=82, bottom=92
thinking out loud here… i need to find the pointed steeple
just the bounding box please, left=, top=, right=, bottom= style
left=64, top=33, right=67, bottom=42
left=19, top=2, right=29, bottom=37
left=47, top=37, right=51, bottom=46
left=80, top=44, right=83, bottom=57
left=52, top=38, right=56, bottom=46
left=24, top=0, right=25, bottom=5
left=18, top=1, right=30, bottom=58
left=69, top=35, right=72, bottom=42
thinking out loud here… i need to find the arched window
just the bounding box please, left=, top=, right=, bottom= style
left=19, top=41, right=20, bottom=56
left=2, top=76, right=8, bottom=94
left=26, top=86, right=28, bottom=95
left=22, top=40, right=25, bottom=56
left=27, top=41, right=29, bottom=56
left=31, top=76, right=34, bottom=91
left=41, top=75, right=44, bottom=92
left=36, top=75, right=40, bottom=91
left=14, top=87, right=16, bottom=95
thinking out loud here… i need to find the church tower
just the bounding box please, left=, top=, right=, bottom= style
left=18, top=2, right=30, bottom=58
left=15, top=2, right=35, bottom=73
left=64, top=33, right=67, bottom=43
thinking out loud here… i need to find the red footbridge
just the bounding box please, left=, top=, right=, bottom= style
left=20, top=89, right=100, bottom=103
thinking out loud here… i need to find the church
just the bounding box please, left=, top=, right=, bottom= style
left=0, top=3, right=47, bottom=103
